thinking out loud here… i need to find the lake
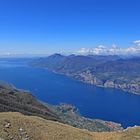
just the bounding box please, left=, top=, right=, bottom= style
left=0, top=59, right=140, bottom=128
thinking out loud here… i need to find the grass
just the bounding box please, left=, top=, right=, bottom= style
left=0, top=112, right=140, bottom=140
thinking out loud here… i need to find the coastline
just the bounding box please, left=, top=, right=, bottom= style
left=39, top=67, right=140, bottom=95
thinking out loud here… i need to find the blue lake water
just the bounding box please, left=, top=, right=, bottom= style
left=0, top=60, right=140, bottom=128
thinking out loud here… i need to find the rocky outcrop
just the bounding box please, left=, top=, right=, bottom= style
left=73, top=70, right=103, bottom=85
left=72, top=70, right=140, bottom=95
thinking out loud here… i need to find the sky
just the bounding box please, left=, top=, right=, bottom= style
left=0, top=0, right=140, bottom=55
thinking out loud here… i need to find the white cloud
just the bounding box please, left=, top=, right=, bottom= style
left=77, top=41, right=140, bottom=56
left=133, top=40, right=140, bottom=47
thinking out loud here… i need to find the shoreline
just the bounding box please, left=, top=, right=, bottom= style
left=40, top=67, right=140, bottom=96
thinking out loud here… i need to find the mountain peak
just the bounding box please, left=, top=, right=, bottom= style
left=48, top=53, right=65, bottom=59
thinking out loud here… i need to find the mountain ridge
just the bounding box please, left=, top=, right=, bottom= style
left=30, top=54, right=140, bottom=94
left=0, top=82, right=122, bottom=132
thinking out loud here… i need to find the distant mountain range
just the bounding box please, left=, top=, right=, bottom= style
left=30, top=54, right=140, bottom=94
left=31, top=54, right=120, bottom=72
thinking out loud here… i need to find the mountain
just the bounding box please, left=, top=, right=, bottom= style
left=31, top=54, right=140, bottom=94
left=32, top=53, right=66, bottom=70
left=0, top=112, right=139, bottom=140
left=74, top=57, right=140, bottom=94
left=0, top=82, right=122, bottom=132
left=92, top=57, right=140, bottom=72
left=0, top=82, right=59, bottom=121
left=31, top=54, right=120, bottom=73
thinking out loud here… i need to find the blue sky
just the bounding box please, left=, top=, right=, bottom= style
left=0, top=0, right=140, bottom=54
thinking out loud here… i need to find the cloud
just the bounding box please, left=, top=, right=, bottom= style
left=133, top=40, right=140, bottom=46
left=77, top=41, right=140, bottom=56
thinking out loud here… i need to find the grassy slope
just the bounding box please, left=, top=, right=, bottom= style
left=0, top=112, right=140, bottom=140
left=0, top=83, right=59, bottom=121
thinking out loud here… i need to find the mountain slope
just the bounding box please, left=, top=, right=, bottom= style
left=0, top=112, right=140, bottom=140
left=0, top=82, right=122, bottom=132
left=0, top=82, right=59, bottom=121
left=31, top=55, right=140, bottom=94
left=92, top=57, right=140, bottom=72
left=74, top=57, right=140, bottom=94
left=31, top=54, right=120, bottom=73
